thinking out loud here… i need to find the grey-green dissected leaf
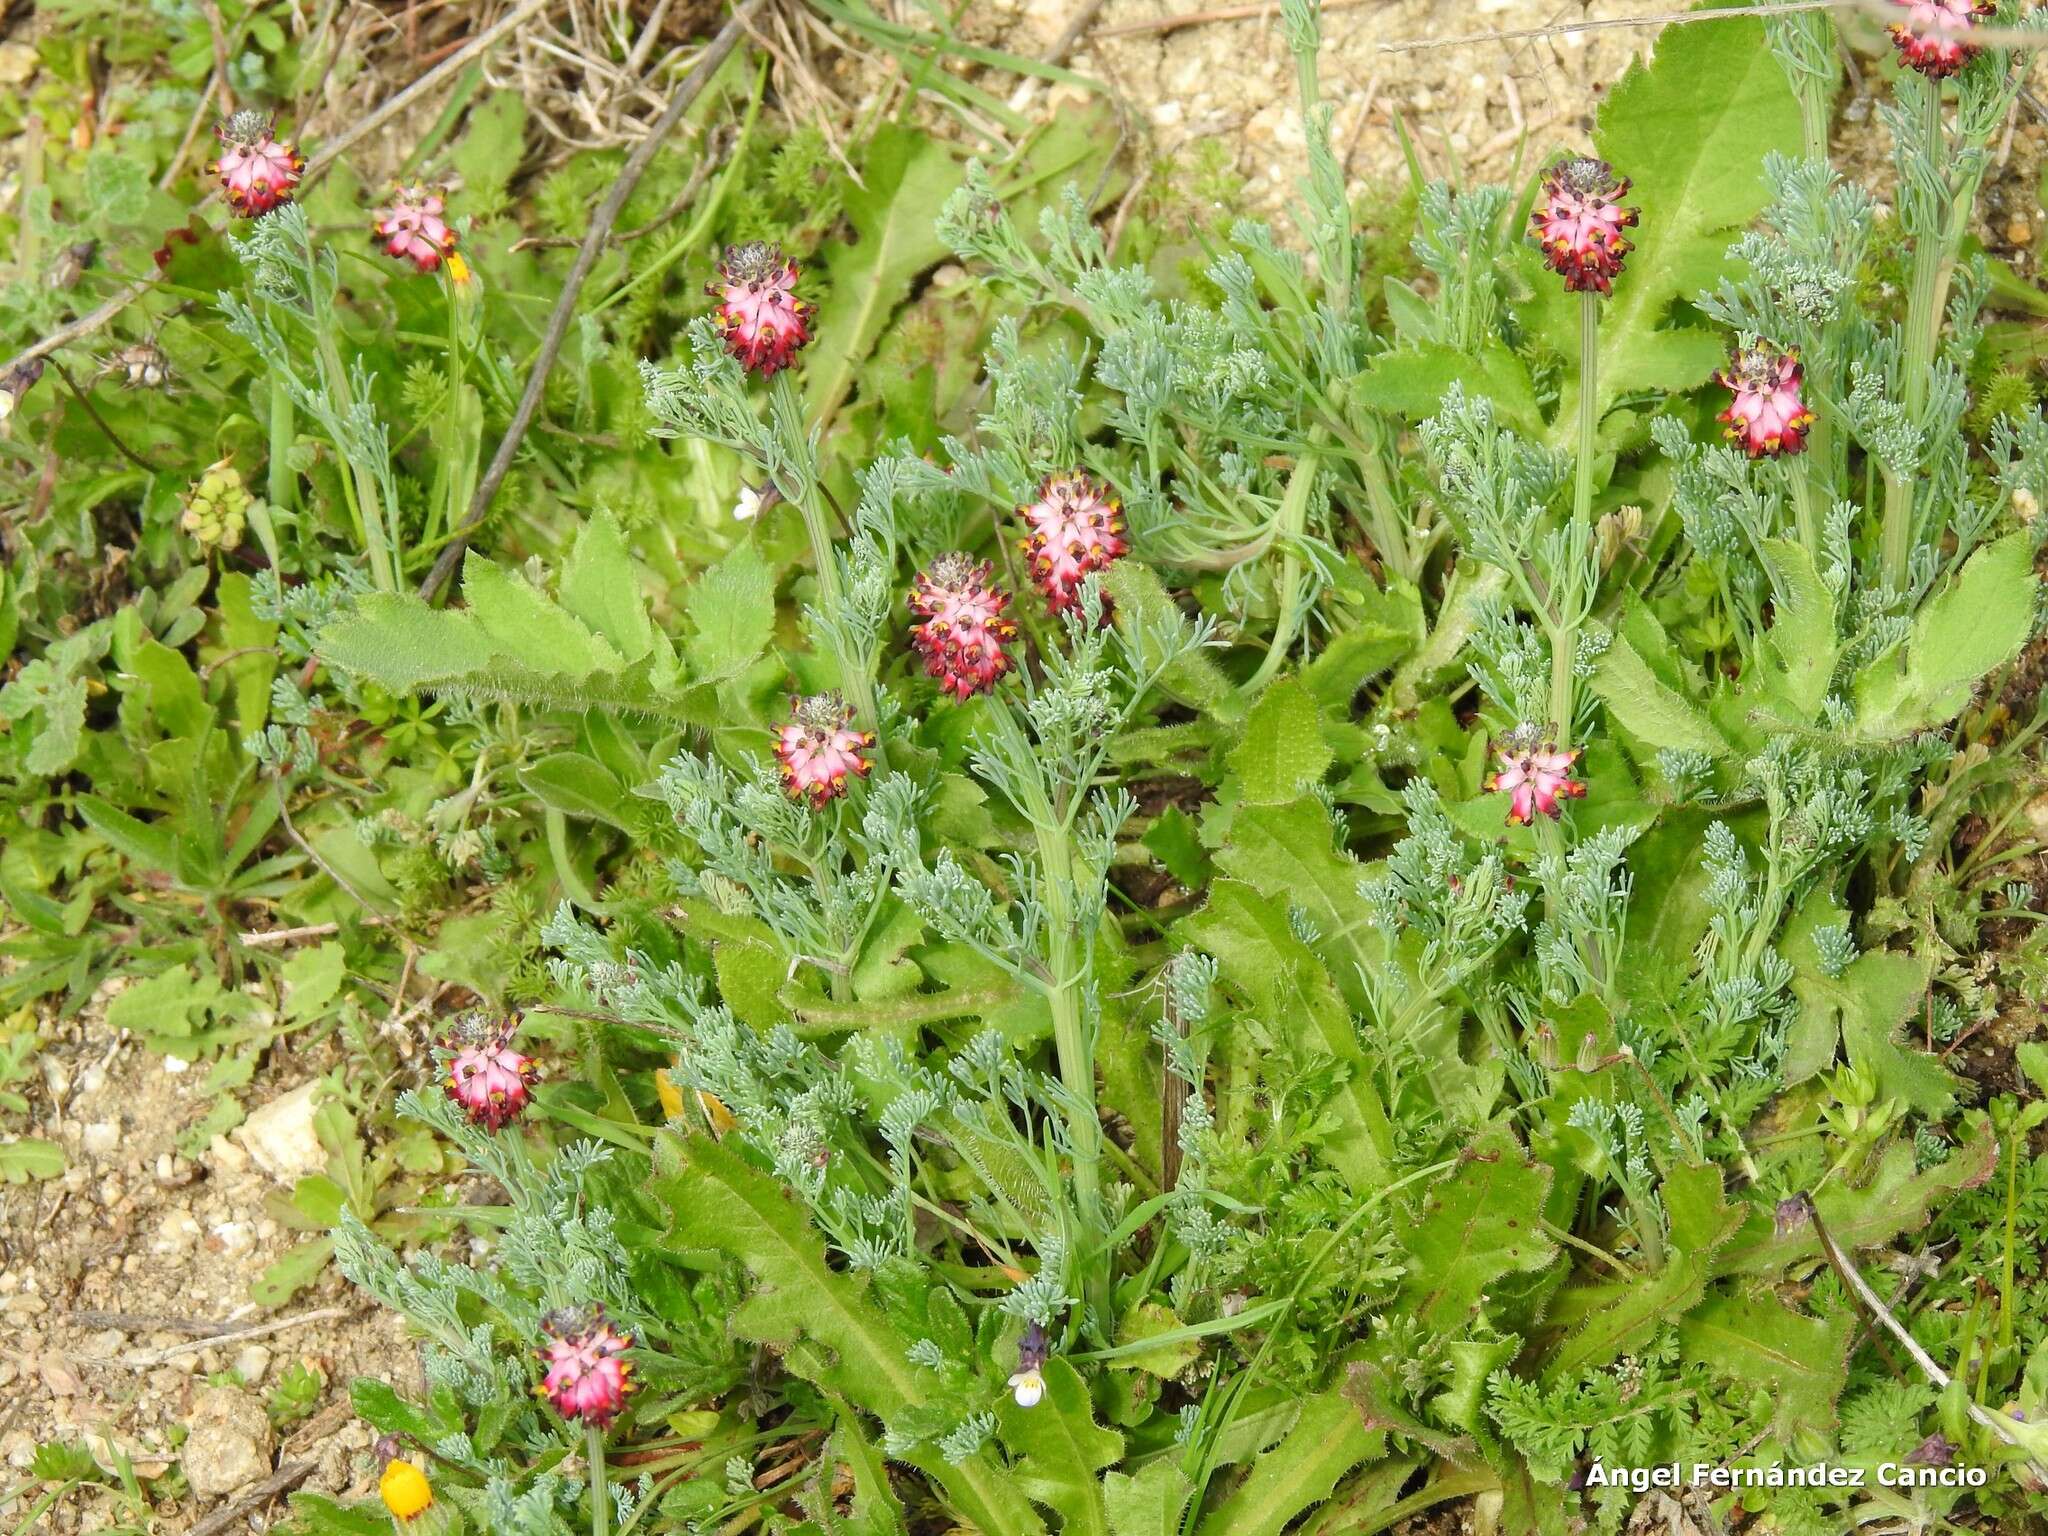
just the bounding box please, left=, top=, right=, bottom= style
left=0, top=1138, right=65, bottom=1182
left=997, top=1358, right=1122, bottom=1536
left=1395, top=1129, right=1557, bottom=1329
left=1757, top=537, right=1839, bottom=719
left=1225, top=680, right=1331, bottom=804
left=1852, top=532, right=2038, bottom=741
left=1196, top=1390, right=1382, bottom=1536
left=520, top=752, right=631, bottom=829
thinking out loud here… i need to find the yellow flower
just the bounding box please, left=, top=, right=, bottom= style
left=380, top=1458, right=433, bottom=1521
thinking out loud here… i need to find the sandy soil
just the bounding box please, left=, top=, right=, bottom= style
left=1, top=987, right=420, bottom=1532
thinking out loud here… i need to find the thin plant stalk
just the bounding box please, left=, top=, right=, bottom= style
left=587, top=1423, right=609, bottom=1536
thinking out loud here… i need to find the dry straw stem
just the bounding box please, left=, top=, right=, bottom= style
left=1808, top=1199, right=2048, bottom=1484
left=422, top=0, right=770, bottom=601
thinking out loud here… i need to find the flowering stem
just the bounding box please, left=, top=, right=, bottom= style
left=1883, top=78, right=1949, bottom=592
left=587, top=1423, right=609, bottom=1536
left=1553, top=291, right=1601, bottom=737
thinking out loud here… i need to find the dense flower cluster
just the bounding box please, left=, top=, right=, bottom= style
left=1529, top=157, right=1638, bottom=295
left=709, top=241, right=815, bottom=376
left=1487, top=726, right=1587, bottom=826
left=1018, top=473, right=1128, bottom=616
left=441, top=1013, right=538, bottom=1130
left=537, top=1305, right=635, bottom=1427
left=372, top=186, right=459, bottom=273
left=909, top=554, right=1018, bottom=700
left=774, top=693, right=874, bottom=806
left=1887, top=0, right=1994, bottom=77
left=211, top=111, right=304, bottom=217
left=1716, top=341, right=1815, bottom=459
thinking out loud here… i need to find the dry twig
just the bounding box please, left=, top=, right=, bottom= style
left=421, top=0, right=769, bottom=600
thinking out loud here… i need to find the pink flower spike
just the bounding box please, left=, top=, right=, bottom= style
left=1716, top=340, right=1815, bottom=460
left=1888, top=0, right=1994, bottom=77
left=1529, top=157, right=1638, bottom=296
left=909, top=554, right=1019, bottom=701
left=774, top=693, right=874, bottom=807
left=1487, top=726, right=1587, bottom=827
left=1019, top=473, right=1129, bottom=619
left=372, top=186, right=459, bottom=273
left=441, top=1013, right=538, bottom=1130
left=536, top=1306, right=635, bottom=1428
left=708, top=241, right=815, bottom=377
left=210, top=111, right=304, bottom=218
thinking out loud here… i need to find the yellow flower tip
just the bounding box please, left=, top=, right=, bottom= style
left=380, top=1458, right=433, bottom=1521
left=446, top=251, right=473, bottom=286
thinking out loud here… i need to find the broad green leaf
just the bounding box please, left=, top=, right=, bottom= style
left=1534, top=14, right=1801, bottom=434
left=652, top=1133, right=1042, bottom=1536
left=1103, top=559, right=1240, bottom=722
left=1757, top=537, right=1839, bottom=718
left=520, top=752, right=631, bottom=829
left=1782, top=894, right=1954, bottom=1110
left=1103, top=1459, right=1194, bottom=1536
left=462, top=553, right=624, bottom=677
left=684, top=540, right=775, bottom=683
left=1183, top=882, right=1391, bottom=1187
left=1853, top=532, right=2038, bottom=740
left=76, top=795, right=181, bottom=876
left=281, top=942, right=348, bottom=1025
left=450, top=92, right=527, bottom=216
left=128, top=638, right=210, bottom=740
left=105, top=965, right=225, bottom=1047
left=0, top=1137, right=65, bottom=1182
left=1354, top=341, right=1540, bottom=436
left=1717, top=1119, right=1998, bottom=1275
left=997, top=1358, right=1122, bottom=1536
left=1114, top=1301, right=1199, bottom=1378
left=1590, top=629, right=1730, bottom=757
left=831, top=1412, right=909, bottom=1536
left=804, top=124, right=965, bottom=430
left=558, top=510, right=655, bottom=660
left=1677, top=1289, right=1852, bottom=1441
left=1542, top=1164, right=1740, bottom=1379
left=1394, top=1129, right=1558, bottom=1330
left=1197, top=1390, right=1383, bottom=1536
left=1225, top=680, right=1332, bottom=804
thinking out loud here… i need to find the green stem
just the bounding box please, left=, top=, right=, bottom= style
left=588, top=1422, right=609, bottom=1536
left=1789, top=455, right=1820, bottom=564
left=1241, top=446, right=1323, bottom=697
left=1553, top=292, right=1600, bottom=737
left=1883, top=80, right=1948, bottom=593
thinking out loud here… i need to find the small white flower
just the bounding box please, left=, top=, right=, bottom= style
left=733, top=484, right=764, bottom=522
left=1007, top=1368, right=1045, bottom=1408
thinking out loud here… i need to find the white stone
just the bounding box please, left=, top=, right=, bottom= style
left=234, top=1081, right=328, bottom=1184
